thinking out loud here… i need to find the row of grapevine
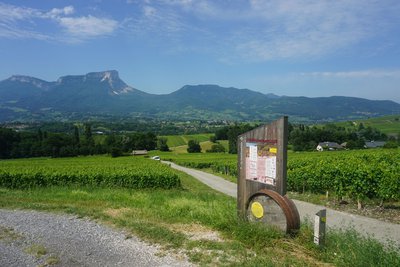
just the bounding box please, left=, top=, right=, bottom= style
left=287, top=150, right=400, bottom=205
left=162, top=150, right=399, bottom=204
left=0, top=156, right=180, bottom=189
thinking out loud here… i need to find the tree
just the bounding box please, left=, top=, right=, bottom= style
left=84, top=124, right=94, bottom=146
left=157, top=137, right=169, bottom=151
left=37, top=129, right=43, bottom=142
left=215, top=127, right=229, bottom=140
left=209, top=135, right=217, bottom=143
left=383, top=141, right=398, bottom=149
left=105, top=134, right=118, bottom=148
left=73, top=126, right=80, bottom=145
left=227, top=124, right=255, bottom=154
left=206, top=143, right=226, bottom=153
left=187, top=140, right=201, bottom=153
left=0, top=128, right=20, bottom=158
left=346, top=139, right=365, bottom=149
left=43, top=133, right=69, bottom=158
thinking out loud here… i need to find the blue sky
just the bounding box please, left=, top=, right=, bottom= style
left=1, top=0, right=400, bottom=102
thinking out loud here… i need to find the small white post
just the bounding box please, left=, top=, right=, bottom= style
left=314, top=209, right=326, bottom=246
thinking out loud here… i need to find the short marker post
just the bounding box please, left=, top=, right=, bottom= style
left=314, top=209, right=326, bottom=246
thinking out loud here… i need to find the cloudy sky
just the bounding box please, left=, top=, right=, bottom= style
left=1, top=0, right=399, bottom=102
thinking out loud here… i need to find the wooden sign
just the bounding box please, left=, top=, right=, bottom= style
left=237, top=116, right=300, bottom=233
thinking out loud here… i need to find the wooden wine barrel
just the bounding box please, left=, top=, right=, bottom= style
left=246, top=189, right=300, bottom=234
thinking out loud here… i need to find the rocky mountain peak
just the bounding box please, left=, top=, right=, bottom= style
left=7, top=75, right=52, bottom=90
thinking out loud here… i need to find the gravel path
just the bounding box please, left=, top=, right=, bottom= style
left=0, top=209, right=191, bottom=267
left=166, top=161, right=400, bottom=247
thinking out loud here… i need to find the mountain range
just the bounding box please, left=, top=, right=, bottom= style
left=1, top=70, right=399, bottom=123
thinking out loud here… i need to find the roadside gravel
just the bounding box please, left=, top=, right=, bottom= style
left=0, top=209, right=191, bottom=267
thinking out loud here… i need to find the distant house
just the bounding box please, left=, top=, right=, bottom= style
left=316, top=142, right=343, bottom=152
left=131, top=150, right=148, bottom=156
left=364, top=141, right=386, bottom=149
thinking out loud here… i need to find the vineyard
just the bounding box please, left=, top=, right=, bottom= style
left=1, top=153, right=398, bottom=266
left=288, top=150, right=400, bottom=208
left=0, top=156, right=180, bottom=189
left=158, top=149, right=400, bottom=206
left=0, top=149, right=398, bottom=207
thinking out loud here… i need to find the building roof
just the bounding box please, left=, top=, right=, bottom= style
left=318, top=142, right=342, bottom=149
left=131, top=150, right=148, bottom=155
left=365, top=141, right=386, bottom=148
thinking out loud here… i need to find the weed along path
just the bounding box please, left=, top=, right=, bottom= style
left=165, top=161, right=400, bottom=247
left=0, top=209, right=191, bottom=267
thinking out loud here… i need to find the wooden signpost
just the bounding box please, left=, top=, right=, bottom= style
left=237, top=116, right=300, bottom=233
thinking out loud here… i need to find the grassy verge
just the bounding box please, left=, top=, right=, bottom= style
left=0, top=167, right=399, bottom=266
left=152, top=150, right=400, bottom=224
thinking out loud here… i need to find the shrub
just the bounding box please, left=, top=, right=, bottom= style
left=206, top=143, right=226, bottom=153
left=187, top=140, right=201, bottom=153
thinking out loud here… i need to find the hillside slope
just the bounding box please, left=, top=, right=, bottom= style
left=1, top=71, right=399, bottom=122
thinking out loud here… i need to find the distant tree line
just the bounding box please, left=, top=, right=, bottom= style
left=5, top=119, right=225, bottom=136
left=289, top=123, right=388, bottom=151
left=0, top=124, right=158, bottom=159
left=211, top=122, right=394, bottom=153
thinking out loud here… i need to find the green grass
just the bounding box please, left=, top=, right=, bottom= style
left=334, top=114, right=400, bottom=135
left=0, top=156, right=399, bottom=266
left=0, top=225, right=23, bottom=242
left=24, top=244, right=47, bottom=258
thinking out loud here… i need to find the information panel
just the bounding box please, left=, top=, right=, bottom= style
left=245, top=139, right=277, bottom=186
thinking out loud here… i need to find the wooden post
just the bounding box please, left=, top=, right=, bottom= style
left=314, top=209, right=327, bottom=246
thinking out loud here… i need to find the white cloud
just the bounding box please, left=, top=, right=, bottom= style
left=0, top=22, right=50, bottom=40
left=128, top=4, right=189, bottom=38
left=143, top=6, right=157, bottom=18
left=0, top=3, right=118, bottom=42
left=47, top=6, right=74, bottom=18
left=58, top=16, right=118, bottom=38
left=0, top=3, right=50, bottom=40
left=0, top=3, right=39, bottom=22
left=301, top=70, right=400, bottom=78
left=124, top=0, right=400, bottom=61
left=231, top=0, right=397, bottom=61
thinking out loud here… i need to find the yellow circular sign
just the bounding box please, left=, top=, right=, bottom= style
left=251, top=202, right=264, bottom=219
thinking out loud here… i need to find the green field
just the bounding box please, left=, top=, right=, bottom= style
left=159, top=133, right=228, bottom=153
left=0, top=154, right=398, bottom=266
left=160, top=133, right=213, bottom=147
left=334, top=114, right=400, bottom=135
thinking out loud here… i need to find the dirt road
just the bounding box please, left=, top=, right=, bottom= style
left=166, top=161, right=400, bottom=247
left=0, top=209, right=190, bottom=267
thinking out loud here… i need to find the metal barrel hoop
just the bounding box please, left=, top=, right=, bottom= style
left=247, top=189, right=300, bottom=234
